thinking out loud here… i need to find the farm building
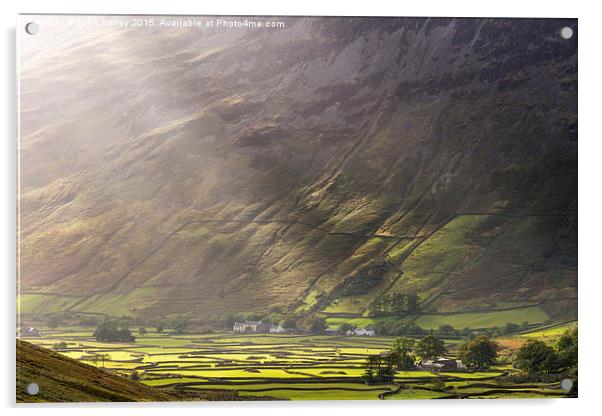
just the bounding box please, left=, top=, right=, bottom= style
left=346, top=327, right=375, bottom=336
left=269, top=325, right=286, bottom=333
left=18, top=327, right=40, bottom=337
left=232, top=321, right=274, bottom=333
left=419, top=357, right=466, bottom=372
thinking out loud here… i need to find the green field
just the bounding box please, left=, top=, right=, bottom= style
left=22, top=328, right=569, bottom=401
left=323, top=305, right=553, bottom=332
left=414, top=306, right=550, bottom=329
left=521, top=322, right=577, bottom=338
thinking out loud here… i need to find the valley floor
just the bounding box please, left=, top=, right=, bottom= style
left=19, top=326, right=574, bottom=401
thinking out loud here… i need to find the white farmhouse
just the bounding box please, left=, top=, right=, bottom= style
left=354, top=328, right=375, bottom=336
left=233, top=321, right=276, bottom=333
left=345, top=327, right=375, bottom=336
left=269, top=325, right=286, bottom=333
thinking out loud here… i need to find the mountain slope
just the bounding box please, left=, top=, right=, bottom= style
left=18, top=17, right=577, bottom=320
left=16, top=340, right=178, bottom=402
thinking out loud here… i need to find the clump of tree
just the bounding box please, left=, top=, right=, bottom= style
left=363, top=353, right=398, bottom=384
left=373, top=320, right=426, bottom=336
left=280, top=315, right=299, bottom=331
left=172, top=319, right=188, bottom=335
left=514, top=339, right=560, bottom=374
left=93, top=321, right=135, bottom=343
left=371, top=292, right=419, bottom=316
left=310, top=317, right=328, bottom=334
left=89, top=353, right=111, bottom=368
left=46, top=314, right=63, bottom=329
left=343, top=261, right=392, bottom=296
left=502, top=322, right=521, bottom=335
left=415, top=335, right=447, bottom=360
left=434, top=324, right=461, bottom=338
left=513, top=327, right=577, bottom=374
left=556, top=327, right=578, bottom=369
left=391, top=337, right=416, bottom=370
left=338, top=323, right=356, bottom=335
left=52, top=341, right=68, bottom=351
left=364, top=334, right=449, bottom=382
left=458, top=335, right=499, bottom=369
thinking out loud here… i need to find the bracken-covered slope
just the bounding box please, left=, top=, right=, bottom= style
left=16, top=340, right=178, bottom=402
left=18, top=17, right=577, bottom=320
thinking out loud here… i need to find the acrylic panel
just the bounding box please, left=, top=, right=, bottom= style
left=17, top=14, right=577, bottom=402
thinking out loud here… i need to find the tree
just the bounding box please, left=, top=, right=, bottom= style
left=47, top=315, right=62, bottom=329
left=130, top=371, right=140, bottom=381
left=378, top=353, right=397, bottom=383
left=436, top=324, right=457, bottom=337
left=430, top=378, right=446, bottom=392
left=338, top=323, right=356, bottom=335
left=139, top=327, right=147, bottom=335
left=156, top=325, right=164, bottom=333
left=281, top=315, right=298, bottom=330
left=225, top=315, right=238, bottom=329
left=364, top=354, right=397, bottom=384
left=372, top=292, right=420, bottom=315
left=89, top=353, right=100, bottom=367
left=94, top=321, right=135, bottom=342
left=555, top=327, right=578, bottom=370
left=392, top=337, right=416, bottom=370
left=89, top=353, right=110, bottom=367
left=514, top=339, right=560, bottom=374
left=503, top=322, right=520, bottom=335
left=458, top=335, right=498, bottom=369
left=172, top=320, right=188, bottom=335
left=415, top=335, right=446, bottom=360
left=99, top=353, right=110, bottom=368
left=363, top=355, right=378, bottom=384
left=52, top=341, right=68, bottom=351
left=459, top=327, right=472, bottom=337
left=310, top=318, right=327, bottom=334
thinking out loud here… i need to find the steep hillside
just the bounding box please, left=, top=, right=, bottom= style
left=18, top=16, right=577, bottom=321
left=16, top=340, right=179, bottom=402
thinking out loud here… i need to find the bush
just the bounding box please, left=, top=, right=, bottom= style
left=514, top=339, right=560, bottom=374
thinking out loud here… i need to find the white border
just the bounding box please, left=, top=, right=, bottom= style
left=2, top=1, right=600, bottom=415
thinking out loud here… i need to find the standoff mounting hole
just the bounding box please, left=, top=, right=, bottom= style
left=26, top=382, right=39, bottom=395
left=560, top=27, right=573, bottom=40
left=560, top=378, right=573, bottom=391
left=25, top=22, right=39, bottom=35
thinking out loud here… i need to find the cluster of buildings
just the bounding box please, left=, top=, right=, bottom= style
left=17, top=326, right=40, bottom=337
left=232, top=320, right=376, bottom=336
left=232, top=321, right=286, bottom=334
left=346, top=327, right=375, bottom=336
left=419, top=357, right=466, bottom=372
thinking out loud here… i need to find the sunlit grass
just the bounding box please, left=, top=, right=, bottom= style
left=23, top=327, right=571, bottom=400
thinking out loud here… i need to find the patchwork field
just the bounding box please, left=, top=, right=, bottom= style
left=21, top=328, right=571, bottom=401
